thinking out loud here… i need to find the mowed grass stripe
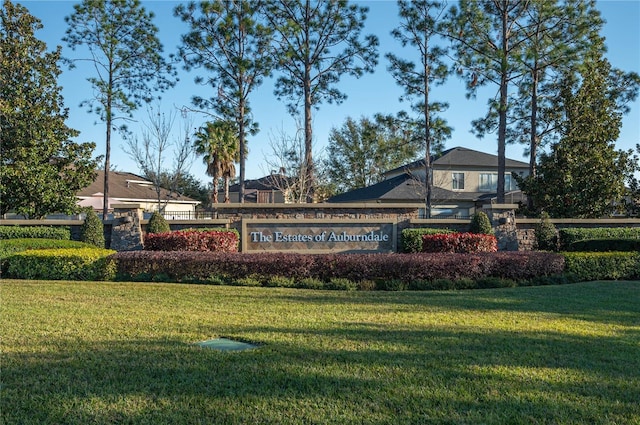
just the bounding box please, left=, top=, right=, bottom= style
left=1, top=280, right=639, bottom=424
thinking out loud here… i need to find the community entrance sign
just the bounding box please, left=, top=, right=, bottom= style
left=242, top=219, right=397, bottom=253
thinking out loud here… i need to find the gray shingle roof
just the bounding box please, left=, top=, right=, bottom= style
left=384, top=146, right=529, bottom=176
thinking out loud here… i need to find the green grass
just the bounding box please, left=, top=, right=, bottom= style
left=2, top=280, right=639, bottom=424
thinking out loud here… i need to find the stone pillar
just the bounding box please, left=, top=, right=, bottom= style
left=110, top=203, right=144, bottom=251
left=483, top=204, right=519, bottom=251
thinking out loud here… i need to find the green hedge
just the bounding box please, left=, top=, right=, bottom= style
left=0, top=226, right=70, bottom=240
left=563, top=252, right=640, bottom=281
left=559, top=228, right=640, bottom=250
left=6, top=248, right=117, bottom=281
left=0, top=239, right=94, bottom=275
left=401, top=228, right=454, bottom=253
left=566, top=239, right=640, bottom=252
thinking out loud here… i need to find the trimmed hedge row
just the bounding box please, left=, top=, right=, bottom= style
left=559, top=228, right=640, bottom=250
left=563, top=252, right=640, bottom=281
left=0, top=226, right=70, bottom=240
left=566, top=239, right=640, bottom=252
left=0, top=239, right=95, bottom=275
left=422, top=233, right=497, bottom=253
left=401, top=228, right=454, bottom=253
left=5, top=247, right=116, bottom=281
left=114, top=251, right=565, bottom=285
left=144, top=230, right=239, bottom=252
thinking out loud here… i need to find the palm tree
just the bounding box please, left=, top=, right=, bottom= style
left=194, top=121, right=238, bottom=204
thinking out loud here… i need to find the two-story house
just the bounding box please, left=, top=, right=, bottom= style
left=327, top=146, right=530, bottom=217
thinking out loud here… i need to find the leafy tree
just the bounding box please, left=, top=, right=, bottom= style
left=386, top=0, right=451, bottom=217
left=445, top=0, right=529, bottom=204
left=193, top=121, right=238, bottom=204
left=64, top=0, right=177, bottom=219
left=623, top=145, right=640, bottom=217
left=123, top=105, right=194, bottom=212
left=0, top=0, right=99, bottom=218
left=517, top=51, right=636, bottom=218
left=175, top=0, right=273, bottom=203
left=266, top=0, right=379, bottom=192
left=326, top=114, right=421, bottom=193
left=162, top=172, right=211, bottom=207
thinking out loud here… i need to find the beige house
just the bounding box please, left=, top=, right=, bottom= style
left=328, top=147, right=530, bottom=217
left=77, top=171, right=200, bottom=217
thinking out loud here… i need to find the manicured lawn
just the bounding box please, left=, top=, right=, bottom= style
left=1, top=280, right=639, bottom=424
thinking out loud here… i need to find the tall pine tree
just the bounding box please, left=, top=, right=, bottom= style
left=64, top=0, right=176, bottom=219
left=518, top=46, right=634, bottom=218
left=176, top=0, right=273, bottom=203
left=266, top=0, right=379, bottom=197
left=386, top=0, right=451, bottom=216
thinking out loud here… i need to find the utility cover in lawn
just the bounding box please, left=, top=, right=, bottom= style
left=195, top=338, right=257, bottom=352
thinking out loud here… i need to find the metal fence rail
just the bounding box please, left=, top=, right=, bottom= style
left=160, top=211, right=216, bottom=220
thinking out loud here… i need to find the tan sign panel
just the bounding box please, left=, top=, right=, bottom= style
left=242, top=219, right=397, bottom=253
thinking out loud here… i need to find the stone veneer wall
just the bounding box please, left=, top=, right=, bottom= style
left=211, top=203, right=425, bottom=250
left=516, top=218, right=640, bottom=251
left=2, top=204, right=639, bottom=252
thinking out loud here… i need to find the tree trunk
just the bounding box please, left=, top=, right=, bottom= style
left=497, top=4, right=508, bottom=205
left=303, top=0, right=314, bottom=201
left=103, top=75, right=112, bottom=221
left=212, top=170, right=219, bottom=204
left=528, top=64, right=539, bottom=210
left=224, top=176, right=230, bottom=203
left=423, top=31, right=432, bottom=219
left=239, top=101, right=246, bottom=204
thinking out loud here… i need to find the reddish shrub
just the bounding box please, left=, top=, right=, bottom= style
left=114, top=251, right=564, bottom=285
left=422, top=232, right=497, bottom=253
left=144, top=230, right=238, bottom=253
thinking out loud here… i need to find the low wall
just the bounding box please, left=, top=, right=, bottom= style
left=2, top=203, right=639, bottom=252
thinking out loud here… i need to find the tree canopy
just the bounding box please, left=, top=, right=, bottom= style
left=64, top=0, right=177, bottom=218
left=326, top=114, right=422, bottom=193
left=176, top=0, right=273, bottom=203
left=516, top=49, right=636, bottom=218
left=266, top=0, right=379, bottom=191
left=0, top=0, right=99, bottom=219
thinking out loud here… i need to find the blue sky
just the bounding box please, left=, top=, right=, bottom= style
left=19, top=0, right=640, bottom=183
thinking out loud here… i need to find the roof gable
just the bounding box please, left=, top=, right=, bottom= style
left=384, top=146, right=529, bottom=176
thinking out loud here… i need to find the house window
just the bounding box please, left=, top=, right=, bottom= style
left=479, top=173, right=519, bottom=192
left=452, top=173, right=465, bottom=190
left=479, top=173, right=498, bottom=192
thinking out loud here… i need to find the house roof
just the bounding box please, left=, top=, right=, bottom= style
left=228, top=174, right=289, bottom=191
left=77, top=170, right=199, bottom=204
left=327, top=172, right=525, bottom=204
left=384, top=146, right=529, bottom=176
